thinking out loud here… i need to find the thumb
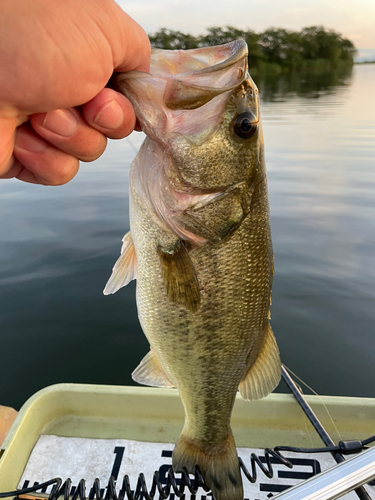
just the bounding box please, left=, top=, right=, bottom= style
left=103, top=4, right=151, bottom=73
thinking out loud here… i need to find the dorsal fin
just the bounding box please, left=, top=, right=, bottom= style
left=103, top=232, right=137, bottom=295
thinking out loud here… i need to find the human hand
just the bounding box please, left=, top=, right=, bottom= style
left=0, top=0, right=150, bottom=185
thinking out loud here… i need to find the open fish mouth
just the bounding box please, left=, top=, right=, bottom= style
left=117, top=40, right=252, bottom=111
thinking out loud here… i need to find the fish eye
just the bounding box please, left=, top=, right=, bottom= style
left=233, top=112, right=257, bottom=139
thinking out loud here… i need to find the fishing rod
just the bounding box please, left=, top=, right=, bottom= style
left=281, top=365, right=373, bottom=500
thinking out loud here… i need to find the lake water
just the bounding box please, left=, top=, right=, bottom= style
left=0, top=64, right=374, bottom=411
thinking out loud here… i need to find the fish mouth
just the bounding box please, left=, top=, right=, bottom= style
left=117, top=40, right=251, bottom=111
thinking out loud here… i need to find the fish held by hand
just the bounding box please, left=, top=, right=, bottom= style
left=105, top=40, right=281, bottom=500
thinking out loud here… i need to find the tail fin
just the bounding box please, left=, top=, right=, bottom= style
left=172, top=431, right=243, bottom=500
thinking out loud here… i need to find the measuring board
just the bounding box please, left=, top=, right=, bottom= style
left=18, top=436, right=375, bottom=500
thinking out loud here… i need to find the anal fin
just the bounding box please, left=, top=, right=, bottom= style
left=239, top=324, right=281, bottom=401
left=103, top=232, right=137, bottom=295
left=132, top=350, right=174, bottom=388
left=158, top=241, right=200, bottom=313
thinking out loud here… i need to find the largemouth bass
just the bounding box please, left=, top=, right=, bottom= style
left=104, top=40, right=281, bottom=500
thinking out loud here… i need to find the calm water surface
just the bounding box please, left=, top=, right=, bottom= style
left=1, top=64, right=374, bottom=410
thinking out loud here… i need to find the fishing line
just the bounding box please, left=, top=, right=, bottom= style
left=281, top=367, right=317, bottom=448
left=282, top=366, right=323, bottom=448
left=126, top=137, right=139, bottom=154
left=301, top=400, right=316, bottom=449
left=281, top=365, right=373, bottom=500
left=283, top=364, right=343, bottom=442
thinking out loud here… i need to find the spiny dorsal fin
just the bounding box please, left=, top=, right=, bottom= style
left=132, top=350, right=174, bottom=388
left=158, top=241, right=200, bottom=313
left=239, top=324, right=281, bottom=401
left=103, top=232, right=137, bottom=295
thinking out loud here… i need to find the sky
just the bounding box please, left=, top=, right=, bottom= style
left=117, top=0, right=375, bottom=53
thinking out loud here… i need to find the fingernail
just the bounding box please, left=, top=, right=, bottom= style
left=15, top=129, right=45, bottom=153
left=94, top=100, right=124, bottom=130
left=42, top=109, right=78, bottom=137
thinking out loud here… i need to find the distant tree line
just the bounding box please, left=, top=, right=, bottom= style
left=149, top=26, right=356, bottom=75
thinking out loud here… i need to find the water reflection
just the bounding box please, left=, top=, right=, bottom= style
left=257, top=65, right=353, bottom=101
left=263, top=64, right=375, bottom=399
left=0, top=65, right=374, bottom=409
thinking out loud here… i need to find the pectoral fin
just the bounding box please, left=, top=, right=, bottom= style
left=132, top=350, right=174, bottom=388
left=239, top=324, right=281, bottom=401
left=103, top=232, right=137, bottom=295
left=158, top=241, right=200, bottom=313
